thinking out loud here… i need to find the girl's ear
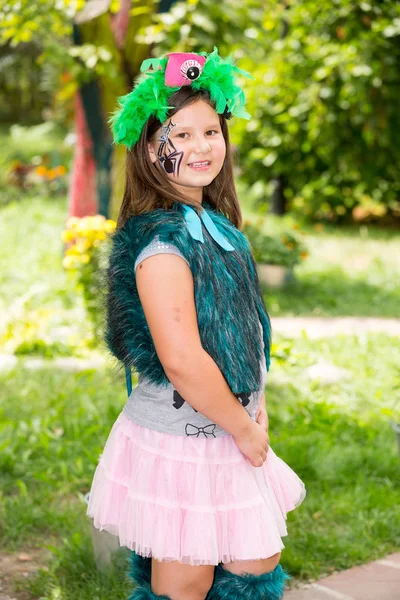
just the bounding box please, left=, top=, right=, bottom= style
left=147, top=142, right=157, bottom=164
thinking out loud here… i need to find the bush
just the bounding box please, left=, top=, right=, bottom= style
left=62, top=216, right=116, bottom=343
left=147, top=0, right=400, bottom=222
left=0, top=123, right=72, bottom=206
left=242, top=220, right=308, bottom=268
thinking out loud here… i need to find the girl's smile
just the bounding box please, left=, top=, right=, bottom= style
left=187, top=160, right=211, bottom=170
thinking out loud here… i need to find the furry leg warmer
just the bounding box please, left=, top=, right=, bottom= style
left=128, top=584, right=171, bottom=600
left=129, top=551, right=152, bottom=586
left=206, top=563, right=290, bottom=600
left=128, top=552, right=171, bottom=600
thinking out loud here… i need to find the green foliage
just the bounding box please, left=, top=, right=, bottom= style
left=62, top=216, right=116, bottom=345
left=237, top=0, right=400, bottom=221
left=71, top=258, right=105, bottom=346
left=14, top=339, right=73, bottom=358
left=0, top=123, right=72, bottom=206
left=0, top=0, right=77, bottom=46
left=0, top=123, right=70, bottom=163
left=242, top=220, right=308, bottom=267
left=66, top=252, right=106, bottom=346
left=0, top=0, right=126, bottom=123
left=3, top=1, right=400, bottom=220
left=144, top=0, right=400, bottom=221
left=137, top=0, right=258, bottom=55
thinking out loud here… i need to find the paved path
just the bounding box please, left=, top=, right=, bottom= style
left=285, top=552, right=400, bottom=600
left=273, top=317, right=400, bottom=338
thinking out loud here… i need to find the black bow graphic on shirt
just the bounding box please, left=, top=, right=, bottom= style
left=174, top=390, right=251, bottom=411
left=233, top=392, right=251, bottom=407
left=173, top=390, right=198, bottom=412
left=185, top=423, right=216, bottom=438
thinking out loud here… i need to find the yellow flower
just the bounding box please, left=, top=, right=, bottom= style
left=65, top=245, right=81, bottom=256
left=80, top=253, right=90, bottom=264
left=76, top=221, right=90, bottom=235
left=104, top=219, right=116, bottom=233
left=62, top=230, right=75, bottom=243
left=63, top=255, right=78, bottom=269
left=76, top=238, right=93, bottom=252
left=83, top=216, right=93, bottom=228
left=92, top=215, right=106, bottom=229
left=66, top=217, right=80, bottom=229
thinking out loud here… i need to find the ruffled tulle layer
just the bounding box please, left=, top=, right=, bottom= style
left=87, top=412, right=306, bottom=566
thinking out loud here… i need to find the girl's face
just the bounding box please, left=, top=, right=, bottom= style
left=148, top=99, right=226, bottom=203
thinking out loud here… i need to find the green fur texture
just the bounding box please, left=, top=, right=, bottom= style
left=128, top=583, right=171, bottom=600
left=106, top=201, right=271, bottom=393
left=127, top=558, right=289, bottom=600
left=110, top=47, right=253, bottom=148
left=129, top=551, right=152, bottom=586
left=207, top=564, right=290, bottom=600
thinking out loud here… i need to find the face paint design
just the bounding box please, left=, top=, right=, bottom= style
left=157, top=119, right=184, bottom=176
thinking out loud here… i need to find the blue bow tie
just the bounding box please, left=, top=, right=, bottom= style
left=180, top=204, right=235, bottom=252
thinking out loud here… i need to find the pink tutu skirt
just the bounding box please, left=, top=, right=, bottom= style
left=87, top=412, right=306, bottom=566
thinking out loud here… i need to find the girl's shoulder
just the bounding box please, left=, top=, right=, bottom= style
left=125, top=204, right=184, bottom=231
left=114, top=204, right=186, bottom=250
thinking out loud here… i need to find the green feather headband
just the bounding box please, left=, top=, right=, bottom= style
left=110, top=46, right=253, bottom=148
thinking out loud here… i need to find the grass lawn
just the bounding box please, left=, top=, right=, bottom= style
left=0, top=334, right=399, bottom=598
left=241, top=199, right=400, bottom=318
left=0, top=194, right=399, bottom=598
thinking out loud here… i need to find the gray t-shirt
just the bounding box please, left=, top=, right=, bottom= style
left=122, top=235, right=268, bottom=438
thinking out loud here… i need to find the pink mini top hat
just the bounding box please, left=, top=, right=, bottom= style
left=165, top=53, right=207, bottom=87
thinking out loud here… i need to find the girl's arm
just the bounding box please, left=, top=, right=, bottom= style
left=136, top=252, right=252, bottom=436
left=136, top=252, right=270, bottom=466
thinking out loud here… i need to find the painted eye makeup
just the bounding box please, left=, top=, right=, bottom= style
left=157, top=120, right=184, bottom=176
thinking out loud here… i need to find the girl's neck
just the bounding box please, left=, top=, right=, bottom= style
left=170, top=182, right=203, bottom=204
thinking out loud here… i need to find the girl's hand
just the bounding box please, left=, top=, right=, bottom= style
left=232, top=420, right=270, bottom=468
left=255, top=391, right=269, bottom=433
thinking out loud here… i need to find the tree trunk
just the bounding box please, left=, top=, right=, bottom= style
left=271, top=175, right=287, bottom=215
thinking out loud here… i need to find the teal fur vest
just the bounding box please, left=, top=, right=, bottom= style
left=106, top=201, right=272, bottom=394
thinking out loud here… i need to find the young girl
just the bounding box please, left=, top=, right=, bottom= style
left=87, top=48, right=305, bottom=600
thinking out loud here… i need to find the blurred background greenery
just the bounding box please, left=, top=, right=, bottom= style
left=2, top=0, right=400, bottom=223
left=0, top=1, right=399, bottom=599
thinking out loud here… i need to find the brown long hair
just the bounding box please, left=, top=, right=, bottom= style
left=116, top=87, right=242, bottom=229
